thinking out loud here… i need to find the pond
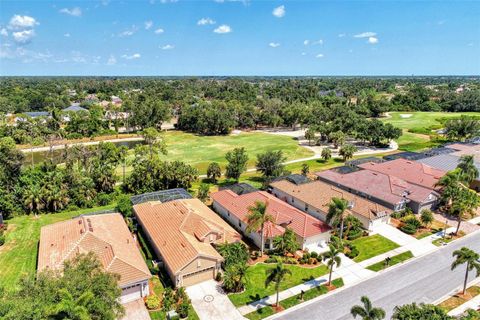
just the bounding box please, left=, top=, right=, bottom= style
left=22, top=140, right=145, bottom=165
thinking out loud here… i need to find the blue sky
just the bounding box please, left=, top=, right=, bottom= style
left=0, top=0, right=479, bottom=76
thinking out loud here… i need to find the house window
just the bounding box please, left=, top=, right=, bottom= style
left=305, top=204, right=309, bottom=211
left=292, top=198, right=295, bottom=203
left=227, top=212, right=230, bottom=217
left=238, top=221, right=242, bottom=227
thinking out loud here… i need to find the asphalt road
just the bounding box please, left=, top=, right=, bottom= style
left=273, top=232, right=480, bottom=320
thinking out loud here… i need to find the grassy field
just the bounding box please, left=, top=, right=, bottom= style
left=382, top=112, right=480, bottom=151
left=366, top=251, right=414, bottom=272
left=0, top=205, right=115, bottom=290
left=228, top=263, right=329, bottom=307
left=350, top=234, right=400, bottom=262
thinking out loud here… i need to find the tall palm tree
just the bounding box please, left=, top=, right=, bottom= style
left=450, top=188, right=479, bottom=235
left=246, top=200, right=274, bottom=257
left=451, top=247, right=480, bottom=295
left=23, top=185, right=44, bottom=218
left=323, top=244, right=342, bottom=286
left=326, top=197, right=349, bottom=240
left=265, top=261, right=292, bottom=307
left=51, top=288, right=93, bottom=320
left=457, top=155, right=479, bottom=185
left=351, top=296, right=386, bottom=320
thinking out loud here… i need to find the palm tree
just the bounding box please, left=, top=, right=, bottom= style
left=223, top=264, right=248, bottom=293
left=451, top=247, right=480, bottom=295
left=323, top=244, right=342, bottom=286
left=246, top=200, right=274, bottom=257
left=265, top=261, right=292, bottom=307
left=52, top=288, right=93, bottom=320
left=23, top=185, right=44, bottom=217
left=351, top=296, right=386, bottom=320
left=457, top=155, right=479, bottom=185
left=326, top=197, right=349, bottom=240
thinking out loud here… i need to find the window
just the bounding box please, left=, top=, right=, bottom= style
left=238, top=221, right=242, bottom=227
left=305, top=204, right=309, bottom=211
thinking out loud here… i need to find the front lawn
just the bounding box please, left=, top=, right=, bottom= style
left=0, top=205, right=115, bottom=290
left=228, top=263, right=329, bottom=307
left=350, top=234, right=400, bottom=262
left=366, top=251, right=414, bottom=272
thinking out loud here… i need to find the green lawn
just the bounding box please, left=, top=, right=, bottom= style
left=0, top=205, right=115, bottom=290
left=350, top=234, right=400, bottom=262
left=366, top=251, right=414, bottom=272
left=228, top=263, right=329, bottom=307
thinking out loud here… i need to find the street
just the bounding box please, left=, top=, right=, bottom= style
left=273, top=232, right=480, bottom=320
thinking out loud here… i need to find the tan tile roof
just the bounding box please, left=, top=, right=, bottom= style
left=270, top=180, right=391, bottom=221
left=133, top=199, right=241, bottom=275
left=38, top=213, right=151, bottom=286
left=211, top=190, right=330, bottom=239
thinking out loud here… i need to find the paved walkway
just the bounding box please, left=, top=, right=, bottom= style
left=186, top=280, right=244, bottom=320
left=120, top=299, right=150, bottom=320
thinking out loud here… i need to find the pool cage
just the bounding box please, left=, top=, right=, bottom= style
left=130, top=188, right=193, bottom=206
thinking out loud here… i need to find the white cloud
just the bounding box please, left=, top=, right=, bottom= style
left=272, top=5, right=285, bottom=18
left=119, top=26, right=138, bottom=37
left=197, top=18, right=216, bottom=25
left=316, top=53, right=324, bottom=58
left=0, top=28, right=8, bottom=37
left=8, top=15, right=38, bottom=29
left=303, top=40, right=309, bottom=45
left=12, top=29, right=35, bottom=44
left=354, top=31, right=376, bottom=38
left=161, top=44, right=174, bottom=50
left=154, top=28, right=164, bottom=34
left=107, top=55, right=117, bottom=65
left=121, top=53, right=141, bottom=59
left=368, top=36, right=378, bottom=44
left=269, top=42, right=280, bottom=48
left=144, top=20, right=153, bottom=30
left=59, top=7, right=82, bottom=17
left=64, top=33, right=70, bottom=37
left=301, top=52, right=306, bottom=56
left=338, top=33, right=346, bottom=37
left=213, top=24, right=232, bottom=34
left=159, top=0, right=178, bottom=3
left=312, top=39, right=323, bottom=45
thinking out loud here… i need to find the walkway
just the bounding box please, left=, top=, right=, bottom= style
left=120, top=299, right=151, bottom=320
left=186, top=280, right=244, bottom=320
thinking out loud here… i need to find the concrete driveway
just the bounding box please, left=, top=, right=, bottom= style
left=186, top=280, right=245, bottom=320
left=120, top=299, right=150, bottom=320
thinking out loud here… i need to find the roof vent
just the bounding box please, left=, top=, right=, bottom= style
left=347, top=201, right=355, bottom=209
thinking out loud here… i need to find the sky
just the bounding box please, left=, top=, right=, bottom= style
left=0, top=0, right=479, bottom=76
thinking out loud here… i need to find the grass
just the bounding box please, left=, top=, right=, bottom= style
left=439, top=286, right=480, bottom=312
left=366, top=251, right=414, bottom=272
left=0, top=205, right=115, bottom=290
left=228, top=263, right=329, bottom=307
left=245, top=278, right=344, bottom=320
left=350, top=234, right=400, bottom=262
left=414, top=220, right=449, bottom=239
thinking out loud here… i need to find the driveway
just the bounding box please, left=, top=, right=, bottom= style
left=120, top=299, right=150, bottom=320
left=186, top=280, right=245, bottom=320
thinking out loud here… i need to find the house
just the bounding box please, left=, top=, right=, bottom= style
left=316, top=168, right=440, bottom=213
left=134, top=198, right=241, bottom=287
left=211, top=190, right=331, bottom=252
left=14, top=111, right=51, bottom=123
left=38, top=213, right=151, bottom=304
left=358, top=158, right=446, bottom=190
left=62, top=104, right=88, bottom=113
left=269, top=179, right=392, bottom=231
left=111, top=95, right=123, bottom=106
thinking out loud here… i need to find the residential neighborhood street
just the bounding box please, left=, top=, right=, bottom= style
left=273, top=232, right=480, bottom=320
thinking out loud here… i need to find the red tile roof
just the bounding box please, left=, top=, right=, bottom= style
left=211, top=190, right=330, bottom=239
left=316, top=169, right=437, bottom=204
left=38, top=213, right=151, bottom=287
left=358, top=158, right=446, bottom=189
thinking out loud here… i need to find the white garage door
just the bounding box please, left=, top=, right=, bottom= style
left=120, top=284, right=142, bottom=304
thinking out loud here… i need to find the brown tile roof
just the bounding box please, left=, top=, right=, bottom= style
left=358, top=158, right=446, bottom=189
left=133, top=199, right=241, bottom=275
left=211, top=190, right=330, bottom=239
left=270, top=179, right=391, bottom=221
left=317, top=169, right=437, bottom=204
left=38, top=213, right=151, bottom=286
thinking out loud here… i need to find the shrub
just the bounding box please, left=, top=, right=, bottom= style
left=401, top=223, right=417, bottom=235
left=116, top=194, right=133, bottom=217
left=176, top=301, right=189, bottom=319
left=310, top=252, right=318, bottom=259
left=96, top=192, right=111, bottom=206
left=145, top=295, right=160, bottom=310
left=215, top=272, right=222, bottom=282
left=265, top=256, right=280, bottom=264
left=345, top=243, right=359, bottom=259
left=347, top=229, right=363, bottom=240
left=0, top=234, right=5, bottom=246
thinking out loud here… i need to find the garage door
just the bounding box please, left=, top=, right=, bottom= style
left=120, top=284, right=142, bottom=303
left=182, top=267, right=215, bottom=287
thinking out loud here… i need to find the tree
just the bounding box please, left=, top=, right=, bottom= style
left=223, top=263, right=248, bottom=293
left=225, top=147, right=248, bottom=181
left=207, top=162, right=222, bottom=183
left=323, top=244, right=342, bottom=286
left=273, top=228, right=299, bottom=256
left=52, top=288, right=93, bottom=320
left=460, top=309, right=480, bottom=320
left=217, top=242, right=249, bottom=267
left=339, top=143, right=358, bottom=161
left=457, top=155, right=479, bottom=184
left=350, top=296, right=385, bottom=320
left=256, top=150, right=286, bottom=178
left=326, top=197, right=349, bottom=240
left=451, top=247, right=480, bottom=295
left=392, top=303, right=453, bottom=320
left=445, top=116, right=480, bottom=141
left=197, top=183, right=210, bottom=203
left=141, top=127, right=167, bottom=157
left=301, top=163, right=309, bottom=176
left=246, top=200, right=274, bottom=257
left=329, top=131, right=345, bottom=148
left=420, top=209, right=434, bottom=227
left=305, top=128, right=316, bottom=146
left=116, top=194, right=133, bottom=217
left=321, top=148, right=332, bottom=161
left=265, top=261, right=292, bottom=307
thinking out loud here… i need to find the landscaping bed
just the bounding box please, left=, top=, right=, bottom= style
left=228, top=263, right=329, bottom=307
left=432, top=231, right=465, bottom=246
left=349, top=234, right=400, bottom=262
left=366, top=251, right=414, bottom=272
left=438, top=286, right=480, bottom=312
left=245, top=278, right=344, bottom=320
